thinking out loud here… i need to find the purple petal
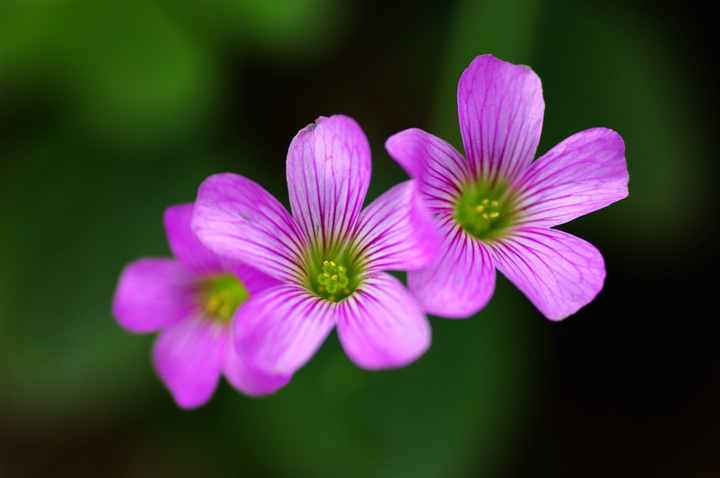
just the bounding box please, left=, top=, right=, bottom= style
left=407, top=215, right=496, bottom=318
left=336, top=272, right=431, bottom=370
left=233, top=285, right=336, bottom=375
left=112, top=258, right=198, bottom=333
left=223, top=344, right=292, bottom=397
left=354, top=180, right=440, bottom=272
left=286, top=115, right=371, bottom=249
left=458, top=54, right=544, bottom=183
left=152, top=317, right=226, bottom=409
left=192, top=173, right=306, bottom=284
left=232, top=263, right=283, bottom=295
left=385, top=128, right=471, bottom=213
left=164, top=203, right=227, bottom=275
left=166, top=203, right=280, bottom=293
left=490, top=227, right=605, bottom=321
left=513, top=128, right=629, bottom=227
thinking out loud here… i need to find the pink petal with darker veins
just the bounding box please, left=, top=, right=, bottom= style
left=164, top=203, right=228, bottom=275
left=407, top=215, right=496, bottom=319
left=286, top=115, right=371, bottom=250
left=233, top=285, right=336, bottom=375
left=192, top=173, right=306, bottom=284
left=458, top=54, right=544, bottom=183
left=336, top=272, right=431, bottom=370
left=385, top=128, right=470, bottom=213
left=490, top=227, right=606, bottom=321
left=354, top=180, right=440, bottom=272
left=513, top=128, right=629, bottom=228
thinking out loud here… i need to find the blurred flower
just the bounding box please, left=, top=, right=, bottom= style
left=112, top=204, right=290, bottom=409
left=192, top=114, right=440, bottom=375
left=387, top=54, right=629, bottom=320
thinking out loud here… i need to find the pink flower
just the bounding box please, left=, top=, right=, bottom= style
left=386, top=54, right=629, bottom=320
left=192, top=114, right=440, bottom=375
left=112, top=204, right=290, bottom=409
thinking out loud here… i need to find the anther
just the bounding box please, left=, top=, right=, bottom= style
left=206, top=296, right=220, bottom=313
left=315, top=259, right=353, bottom=302
left=202, top=275, right=249, bottom=322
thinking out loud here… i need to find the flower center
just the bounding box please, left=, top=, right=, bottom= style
left=311, top=259, right=357, bottom=302
left=315, top=260, right=351, bottom=302
left=455, top=181, right=515, bottom=240
left=200, top=274, right=249, bottom=322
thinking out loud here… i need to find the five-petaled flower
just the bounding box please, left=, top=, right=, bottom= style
left=112, top=203, right=291, bottom=409
left=191, top=114, right=440, bottom=376
left=386, top=54, right=629, bottom=320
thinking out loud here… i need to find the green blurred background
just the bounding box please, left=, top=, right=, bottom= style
left=1, top=0, right=717, bottom=476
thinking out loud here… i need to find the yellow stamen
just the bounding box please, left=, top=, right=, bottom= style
left=219, top=303, right=232, bottom=319
left=316, top=259, right=353, bottom=302
left=201, top=274, right=249, bottom=323
left=206, top=296, right=220, bottom=314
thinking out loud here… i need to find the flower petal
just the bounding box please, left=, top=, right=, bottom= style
left=458, top=54, right=544, bottom=183
left=192, top=173, right=306, bottom=284
left=152, top=317, right=226, bottom=409
left=166, top=203, right=281, bottom=293
left=112, top=258, right=198, bottom=333
left=164, top=203, right=228, bottom=275
left=407, top=215, right=496, bottom=318
left=336, top=272, right=431, bottom=370
left=353, top=180, right=440, bottom=272
left=385, top=128, right=470, bottom=213
left=232, top=263, right=283, bottom=295
left=223, top=344, right=292, bottom=397
left=513, top=128, right=629, bottom=227
left=233, top=285, right=336, bottom=375
left=490, top=227, right=605, bottom=321
left=286, top=115, right=371, bottom=249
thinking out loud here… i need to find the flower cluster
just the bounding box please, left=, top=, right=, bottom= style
left=113, top=54, right=628, bottom=408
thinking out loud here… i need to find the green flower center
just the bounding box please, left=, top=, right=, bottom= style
left=312, top=259, right=355, bottom=302
left=304, top=242, right=364, bottom=303
left=455, top=180, right=516, bottom=240
left=200, top=274, right=249, bottom=322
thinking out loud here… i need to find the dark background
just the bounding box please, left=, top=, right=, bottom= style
left=1, top=0, right=717, bottom=477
